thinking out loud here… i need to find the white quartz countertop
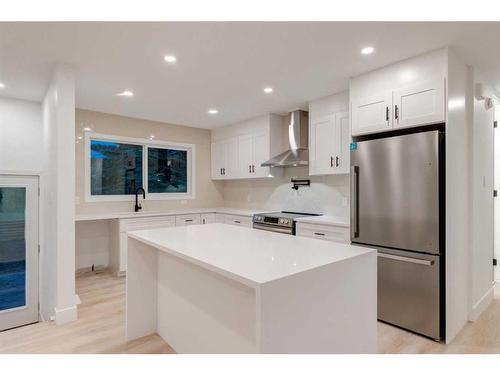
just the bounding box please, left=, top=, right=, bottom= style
left=128, top=223, right=374, bottom=287
left=75, top=207, right=265, bottom=221
left=295, top=215, right=350, bottom=227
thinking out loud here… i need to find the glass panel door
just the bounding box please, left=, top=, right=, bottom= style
left=0, top=175, right=38, bottom=331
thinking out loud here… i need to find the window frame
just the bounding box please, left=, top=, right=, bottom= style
left=85, top=132, right=196, bottom=202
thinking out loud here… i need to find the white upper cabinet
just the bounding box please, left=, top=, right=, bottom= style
left=211, top=114, right=283, bottom=180
left=308, top=91, right=350, bottom=176
left=252, top=132, right=270, bottom=178
left=350, top=49, right=447, bottom=137
left=351, top=91, right=392, bottom=136
left=237, top=132, right=271, bottom=179
left=335, top=111, right=350, bottom=174
left=310, top=115, right=336, bottom=175
left=392, top=78, right=445, bottom=129
left=211, top=137, right=238, bottom=179
left=238, top=134, right=254, bottom=178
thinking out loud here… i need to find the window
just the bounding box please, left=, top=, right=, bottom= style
left=147, top=147, right=188, bottom=193
left=90, top=140, right=143, bottom=195
left=86, top=134, right=195, bottom=201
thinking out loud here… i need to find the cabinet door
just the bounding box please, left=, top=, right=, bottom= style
left=252, top=132, right=270, bottom=177
left=224, top=137, right=239, bottom=178
left=351, top=91, right=392, bottom=136
left=211, top=141, right=225, bottom=179
left=309, top=115, right=336, bottom=175
left=238, top=134, right=253, bottom=178
left=393, top=78, right=445, bottom=129
left=201, top=213, right=216, bottom=224
left=335, top=111, right=350, bottom=174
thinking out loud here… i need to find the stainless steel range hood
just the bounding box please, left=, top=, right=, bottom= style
left=261, top=110, right=309, bottom=168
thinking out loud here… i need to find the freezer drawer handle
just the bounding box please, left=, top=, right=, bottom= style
left=378, top=253, right=435, bottom=266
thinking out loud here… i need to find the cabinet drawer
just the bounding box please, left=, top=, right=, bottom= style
left=119, top=216, right=176, bottom=232
left=175, top=214, right=201, bottom=226
left=223, top=214, right=252, bottom=227
left=200, top=213, right=216, bottom=224
left=296, top=222, right=349, bottom=243
left=215, top=213, right=226, bottom=223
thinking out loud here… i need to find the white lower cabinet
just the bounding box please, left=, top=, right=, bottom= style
left=110, top=211, right=253, bottom=276
left=200, top=213, right=216, bottom=224
left=175, top=214, right=201, bottom=226
left=296, top=222, right=349, bottom=244
left=216, top=213, right=253, bottom=227
left=223, top=214, right=252, bottom=227
left=110, top=215, right=176, bottom=276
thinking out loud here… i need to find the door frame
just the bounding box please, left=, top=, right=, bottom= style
left=0, top=170, right=42, bottom=330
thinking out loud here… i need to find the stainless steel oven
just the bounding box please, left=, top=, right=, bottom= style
left=252, top=211, right=320, bottom=235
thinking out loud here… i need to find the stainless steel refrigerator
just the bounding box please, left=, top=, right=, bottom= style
left=350, top=129, right=444, bottom=341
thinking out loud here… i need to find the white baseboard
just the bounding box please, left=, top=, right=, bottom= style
left=54, top=304, right=78, bottom=325
left=469, top=285, right=495, bottom=322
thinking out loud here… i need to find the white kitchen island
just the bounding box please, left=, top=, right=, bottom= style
left=126, top=223, right=376, bottom=353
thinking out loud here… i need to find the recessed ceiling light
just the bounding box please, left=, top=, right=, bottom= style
left=116, top=90, right=134, bottom=97
left=83, top=127, right=92, bottom=132
left=149, top=135, right=155, bottom=140
left=0, top=82, right=5, bottom=88
left=164, top=55, right=177, bottom=63
left=208, top=109, right=219, bottom=115
left=77, top=136, right=83, bottom=140
left=361, top=46, right=375, bottom=55
left=263, top=87, right=273, bottom=93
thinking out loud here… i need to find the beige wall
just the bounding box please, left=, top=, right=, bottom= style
left=221, top=167, right=350, bottom=217
left=75, top=109, right=224, bottom=216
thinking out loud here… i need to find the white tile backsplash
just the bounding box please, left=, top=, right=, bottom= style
left=221, top=167, right=349, bottom=217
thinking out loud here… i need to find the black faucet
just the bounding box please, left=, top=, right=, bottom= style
left=135, top=187, right=146, bottom=212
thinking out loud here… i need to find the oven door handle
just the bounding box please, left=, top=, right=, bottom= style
left=252, top=222, right=293, bottom=234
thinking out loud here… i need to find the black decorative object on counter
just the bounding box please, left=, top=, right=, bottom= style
left=291, top=178, right=310, bottom=190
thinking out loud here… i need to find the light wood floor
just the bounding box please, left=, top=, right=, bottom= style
left=1, top=270, right=499, bottom=354
left=0, top=270, right=174, bottom=354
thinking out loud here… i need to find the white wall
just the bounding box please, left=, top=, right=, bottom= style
left=444, top=49, right=473, bottom=343
left=0, top=97, right=43, bottom=172
left=469, top=71, right=495, bottom=321
left=495, top=105, right=500, bottom=282
left=41, top=64, right=77, bottom=324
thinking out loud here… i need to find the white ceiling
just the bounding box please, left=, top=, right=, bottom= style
left=1, top=22, right=500, bottom=129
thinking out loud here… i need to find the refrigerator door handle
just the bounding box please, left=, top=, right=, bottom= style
left=378, top=252, right=435, bottom=266
left=350, top=166, right=359, bottom=238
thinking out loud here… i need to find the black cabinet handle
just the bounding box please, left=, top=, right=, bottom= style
left=395, top=105, right=399, bottom=120
left=223, top=168, right=225, bottom=175
left=386, top=106, right=389, bottom=121
left=220, top=168, right=222, bottom=175
left=249, top=165, right=251, bottom=173
left=314, top=232, right=325, bottom=236
left=252, top=165, right=255, bottom=173
left=330, top=156, right=334, bottom=168
left=234, top=220, right=241, bottom=224
left=185, top=219, right=193, bottom=222
left=335, top=156, right=339, bottom=167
